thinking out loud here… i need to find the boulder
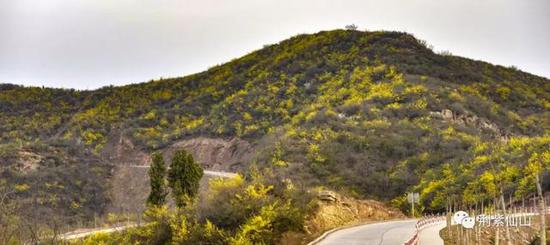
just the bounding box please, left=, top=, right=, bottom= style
left=441, top=109, right=454, bottom=120
left=318, top=190, right=338, bottom=202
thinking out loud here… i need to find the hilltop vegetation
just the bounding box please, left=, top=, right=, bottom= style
left=1, top=30, right=547, bottom=149
left=0, top=29, right=549, bottom=243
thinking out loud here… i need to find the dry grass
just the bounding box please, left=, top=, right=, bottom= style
left=280, top=193, right=404, bottom=244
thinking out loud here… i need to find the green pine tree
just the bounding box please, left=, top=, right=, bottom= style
left=168, top=149, right=204, bottom=207
left=146, top=152, right=168, bottom=206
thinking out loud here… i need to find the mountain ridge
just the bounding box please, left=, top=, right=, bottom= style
left=1, top=29, right=548, bottom=238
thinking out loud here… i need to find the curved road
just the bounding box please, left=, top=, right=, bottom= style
left=58, top=224, right=137, bottom=241
left=316, top=219, right=418, bottom=245
left=418, top=222, right=445, bottom=245
left=55, top=167, right=237, bottom=242
left=128, top=165, right=238, bottom=178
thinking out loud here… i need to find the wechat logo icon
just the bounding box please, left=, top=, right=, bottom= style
left=453, top=211, right=475, bottom=229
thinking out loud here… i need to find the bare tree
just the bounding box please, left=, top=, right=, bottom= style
left=529, top=153, right=547, bottom=245
left=345, top=24, right=358, bottom=31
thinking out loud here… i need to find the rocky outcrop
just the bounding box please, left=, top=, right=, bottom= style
left=314, top=190, right=401, bottom=218
left=166, top=137, right=254, bottom=171
left=299, top=192, right=404, bottom=243
left=105, top=136, right=253, bottom=214
left=102, top=131, right=151, bottom=166
left=318, top=190, right=338, bottom=202
left=16, top=151, right=42, bottom=172
left=103, top=133, right=254, bottom=171
left=429, top=109, right=511, bottom=140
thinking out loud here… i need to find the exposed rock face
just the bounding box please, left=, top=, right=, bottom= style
left=301, top=194, right=404, bottom=241
left=318, top=190, right=338, bottom=202
left=166, top=137, right=254, bottom=171
left=102, top=131, right=151, bottom=166
left=441, top=109, right=454, bottom=120
left=103, top=133, right=254, bottom=170
left=16, top=151, right=42, bottom=172
left=430, top=109, right=507, bottom=138
left=105, top=136, right=253, bottom=214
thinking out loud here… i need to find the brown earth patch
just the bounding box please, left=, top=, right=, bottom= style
left=105, top=136, right=254, bottom=214
left=165, top=137, right=254, bottom=171
left=16, top=151, right=42, bottom=172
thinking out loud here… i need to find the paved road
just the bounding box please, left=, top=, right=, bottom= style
left=55, top=167, right=237, bottom=242
left=203, top=170, right=238, bottom=178
left=418, top=222, right=445, bottom=245
left=128, top=165, right=238, bottom=178
left=316, top=219, right=418, bottom=245
left=58, top=224, right=137, bottom=240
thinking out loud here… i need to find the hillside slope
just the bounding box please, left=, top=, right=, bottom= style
left=1, top=29, right=549, bottom=227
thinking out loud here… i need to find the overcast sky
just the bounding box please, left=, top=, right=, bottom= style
left=1, top=0, right=549, bottom=89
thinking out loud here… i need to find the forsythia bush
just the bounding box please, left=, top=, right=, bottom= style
left=73, top=173, right=311, bottom=244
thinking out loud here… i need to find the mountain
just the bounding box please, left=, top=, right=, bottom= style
left=1, top=29, right=549, bottom=241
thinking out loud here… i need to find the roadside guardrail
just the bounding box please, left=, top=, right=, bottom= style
left=404, top=215, right=446, bottom=245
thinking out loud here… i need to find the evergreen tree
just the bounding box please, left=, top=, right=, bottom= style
left=168, top=149, right=204, bottom=207
left=147, top=152, right=168, bottom=206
